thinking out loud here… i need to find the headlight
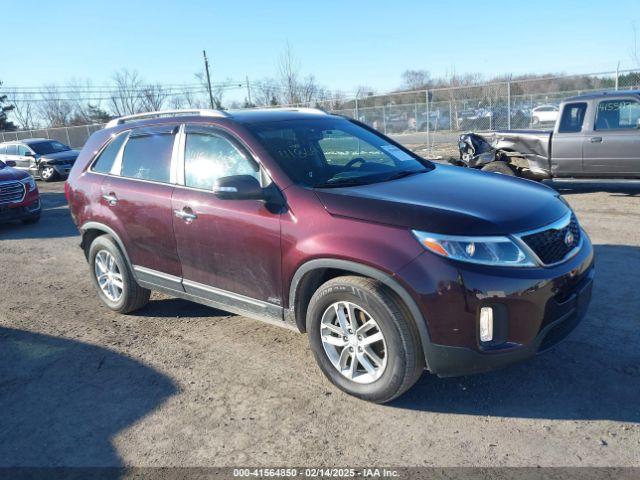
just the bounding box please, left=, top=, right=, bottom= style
left=412, top=230, right=537, bottom=267
left=20, top=176, right=37, bottom=192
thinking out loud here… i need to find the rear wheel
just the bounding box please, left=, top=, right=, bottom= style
left=307, top=276, right=424, bottom=403
left=481, top=161, right=516, bottom=176
left=88, top=235, right=150, bottom=313
left=40, top=166, right=58, bottom=182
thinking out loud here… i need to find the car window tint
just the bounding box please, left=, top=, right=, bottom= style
left=558, top=103, right=587, bottom=133
left=184, top=131, right=258, bottom=190
left=17, top=145, right=30, bottom=156
left=120, top=131, right=175, bottom=183
left=595, top=99, right=640, bottom=130
left=92, top=132, right=128, bottom=174
left=6, top=145, right=18, bottom=155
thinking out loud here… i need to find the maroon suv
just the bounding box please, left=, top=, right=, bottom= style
left=0, top=159, right=41, bottom=224
left=67, top=108, right=594, bottom=403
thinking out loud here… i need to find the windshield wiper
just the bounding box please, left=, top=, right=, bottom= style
left=381, top=169, right=428, bottom=182
left=314, top=177, right=376, bottom=188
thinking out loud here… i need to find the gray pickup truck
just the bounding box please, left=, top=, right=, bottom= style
left=457, top=90, right=640, bottom=179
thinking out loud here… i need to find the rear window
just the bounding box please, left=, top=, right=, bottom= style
left=92, top=132, right=128, bottom=174
left=120, top=129, right=175, bottom=183
left=558, top=103, right=587, bottom=133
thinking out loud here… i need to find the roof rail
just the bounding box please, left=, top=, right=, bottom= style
left=105, top=109, right=230, bottom=128
left=259, top=107, right=328, bottom=115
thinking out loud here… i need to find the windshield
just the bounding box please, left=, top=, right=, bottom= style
left=30, top=141, right=71, bottom=155
left=246, top=117, right=432, bottom=187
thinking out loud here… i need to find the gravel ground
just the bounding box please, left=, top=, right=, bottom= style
left=0, top=177, right=639, bottom=468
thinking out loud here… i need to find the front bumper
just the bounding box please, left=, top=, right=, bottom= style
left=397, top=231, right=595, bottom=377
left=0, top=190, right=41, bottom=223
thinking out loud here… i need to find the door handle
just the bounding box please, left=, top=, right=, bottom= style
left=174, top=208, right=197, bottom=223
left=102, top=193, right=118, bottom=206
left=590, top=137, right=602, bottom=143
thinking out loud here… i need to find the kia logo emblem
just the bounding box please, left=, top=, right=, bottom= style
left=564, top=231, right=574, bottom=247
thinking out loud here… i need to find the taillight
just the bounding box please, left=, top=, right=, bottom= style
left=64, top=181, right=71, bottom=202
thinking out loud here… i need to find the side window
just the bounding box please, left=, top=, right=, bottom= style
left=0, top=146, right=6, bottom=155
left=120, top=129, right=175, bottom=183
left=595, top=99, right=640, bottom=130
left=6, top=145, right=18, bottom=156
left=92, top=132, right=128, bottom=174
left=558, top=103, right=587, bottom=133
left=17, top=145, right=30, bottom=156
left=184, top=129, right=259, bottom=190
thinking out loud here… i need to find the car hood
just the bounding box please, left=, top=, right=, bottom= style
left=314, top=164, right=568, bottom=236
left=40, top=150, right=79, bottom=161
left=0, top=164, right=28, bottom=182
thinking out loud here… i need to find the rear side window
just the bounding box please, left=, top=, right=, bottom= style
left=92, top=132, right=128, bottom=174
left=0, top=146, right=6, bottom=155
left=120, top=129, right=175, bottom=183
left=6, top=145, right=18, bottom=155
left=595, top=99, right=640, bottom=130
left=184, top=127, right=258, bottom=190
left=558, top=103, right=587, bottom=133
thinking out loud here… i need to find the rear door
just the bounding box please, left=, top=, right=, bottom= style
left=583, top=97, right=640, bottom=177
left=550, top=102, right=588, bottom=177
left=101, top=124, right=183, bottom=287
left=171, top=124, right=282, bottom=315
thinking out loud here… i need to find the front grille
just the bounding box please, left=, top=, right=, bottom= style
left=521, top=214, right=580, bottom=265
left=0, top=181, right=25, bottom=205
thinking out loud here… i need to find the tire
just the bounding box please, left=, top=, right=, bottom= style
left=88, top=235, right=150, bottom=313
left=307, top=276, right=424, bottom=403
left=481, top=161, right=516, bottom=176
left=21, top=214, right=41, bottom=225
left=40, top=166, right=58, bottom=182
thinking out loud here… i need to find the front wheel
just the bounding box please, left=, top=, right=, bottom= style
left=307, top=276, right=424, bottom=403
left=88, top=235, right=150, bottom=313
left=40, top=166, right=58, bottom=182
left=481, top=161, right=516, bottom=176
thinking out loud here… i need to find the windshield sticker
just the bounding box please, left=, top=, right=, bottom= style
left=381, top=145, right=414, bottom=161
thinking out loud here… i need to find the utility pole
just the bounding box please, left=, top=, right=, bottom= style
left=202, top=50, right=215, bottom=109
left=245, top=75, right=253, bottom=106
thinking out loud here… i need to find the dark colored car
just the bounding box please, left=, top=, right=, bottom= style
left=0, top=138, right=79, bottom=182
left=0, top=159, right=41, bottom=224
left=66, top=108, right=594, bottom=403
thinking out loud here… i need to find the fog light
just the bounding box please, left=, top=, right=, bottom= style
left=479, top=307, right=494, bottom=342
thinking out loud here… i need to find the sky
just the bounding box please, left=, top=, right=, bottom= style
left=2, top=0, right=639, bottom=99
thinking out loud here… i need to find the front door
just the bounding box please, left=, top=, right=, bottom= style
left=550, top=102, right=587, bottom=177
left=583, top=97, right=640, bottom=177
left=171, top=124, right=282, bottom=316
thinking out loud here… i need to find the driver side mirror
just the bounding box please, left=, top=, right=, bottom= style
left=24, top=151, right=35, bottom=157
left=5, top=160, right=16, bottom=167
left=213, top=175, right=264, bottom=200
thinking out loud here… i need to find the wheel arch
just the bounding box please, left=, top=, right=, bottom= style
left=80, top=221, right=133, bottom=270
left=287, top=258, right=433, bottom=367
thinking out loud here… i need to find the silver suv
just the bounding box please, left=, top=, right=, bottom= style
left=0, top=138, right=79, bottom=181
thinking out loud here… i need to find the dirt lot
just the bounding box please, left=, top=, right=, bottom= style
left=0, top=177, right=639, bottom=468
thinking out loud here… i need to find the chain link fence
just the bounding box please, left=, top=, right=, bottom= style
left=2, top=69, right=639, bottom=157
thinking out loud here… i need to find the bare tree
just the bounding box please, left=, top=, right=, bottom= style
left=7, top=92, right=36, bottom=129
left=38, top=84, right=73, bottom=127
left=401, top=70, right=431, bottom=91
left=140, top=83, right=168, bottom=111
left=278, top=42, right=301, bottom=104
left=253, top=79, right=281, bottom=106
left=109, top=69, right=143, bottom=116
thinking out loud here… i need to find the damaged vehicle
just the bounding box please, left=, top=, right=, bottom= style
left=457, top=91, right=640, bottom=179
left=0, top=138, right=79, bottom=182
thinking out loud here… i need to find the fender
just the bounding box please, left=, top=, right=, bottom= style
left=79, top=221, right=134, bottom=274
left=287, top=258, right=436, bottom=369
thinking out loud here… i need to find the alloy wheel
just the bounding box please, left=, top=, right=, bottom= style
left=320, top=301, right=387, bottom=384
left=94, top=250, right=124, bottom=302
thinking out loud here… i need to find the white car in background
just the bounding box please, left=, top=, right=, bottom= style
left=531, top=105, right=559, bottom=125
